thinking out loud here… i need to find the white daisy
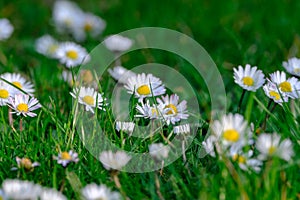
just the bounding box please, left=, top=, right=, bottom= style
left=0, top=18, right=14, bottom=41
left=0, top=72, right=35, bottom=96
left=104, top=34, right=133, bottom=52
left=14, top=157, right=40, bottom=171
left=283, top=57, right=300, bottom=77
left=62, top=70, right=78, bottom=87
left=81, top=183, right=121, bottom=200
left=125, top=73, right=166, bottom=102
left=269, top=71, right=300, bottom=98
left=8, top=94, right=41, bottom=117
left=149, top=143, right=170, bottom=161
left=2, top=179, right=42, bottom=200
left=233, top=64, right=265, bottom=91
left=0, top=81, right=13, bottom=106
left=156, top=94, right=189, bottom=125
left=256, top=133, right=294, bottom=162
left=115, top=121, right=135, bottom=135
left=56, top=42, right=89, bottom=68
left=173, top=123, right=190, bottom=135
left=40, top=188, right=67, bottom=200
left=108, top=66, right=136, bottom=84
left=70, top=86, right=105, bottom=113
left=54, top=150, right=79, bottom=167
left=135, top=100, right=166, bottom=119
left=202, top=135, right=217, bottom=157
left=99, top=150, right=131, bottom=171
left=263, top=80, right=289, bottom=105
left=35, top=35, right=60, bottom=58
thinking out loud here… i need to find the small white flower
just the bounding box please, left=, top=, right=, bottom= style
left=256, top=133, right=294, bottom=161
left=99, top=150, right=131, bottom=171
left=70, top=86, right=106, bottom=113
left=108, top=66, right=136, bottom=84
left=202, top=135, right=217, bottom=157
left=125, top=73, right=166, bottom=102
left=54, top=150, right=79, bottom=167
left=156, top=94, right=189, bottom=125
left=116, top=121, right=135, bottom=135
left=0, top=81, right=13, bottom=106
left=56, top=42, right=89, bottom=68
left=104, top=34, right=133, bottom=52
left=8, top=94, right=41, bottom=117
left=233, top=64, right=265, bottom=91
left=0, top=18, right=13, bottom=41
left=13, top=157, right=40, bottom=171
left=263, top=80, right=289, bottom=105
left=35, top=35, right=60, bottom=58
left=283, top=57, right=300, bottom=77
left=269, top=70, right=300, bottom=98
left=2, top=179, right=42, bottom=200
left=149, top=143, right=170, bottom=161
left=1, top=73, right=35, bottom=96
left=81, top=183, right=121, bottom=200
left=40, top=188, right=67, bottom=200
left=135, top=100, right=166, bottom=119
left=173, top=124, right=190, bottom=135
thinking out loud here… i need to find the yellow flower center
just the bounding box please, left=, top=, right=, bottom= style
left=242, top=76, right=254, bottom=86
left=0, top=89, right=9, bottom=99
left=137, top=85, right=151, bottom=95
left=17, top=103, right=29, bottom=112
left=61, top=152, right=71, bottom=160
left=232, top=154, right=238, bottom=161
left=238, top=156, right=246, bottom=164
left=66, top=50, right=78, bottom=60
left=12, top=81, right=22, bottom=89
left=279, top=81, right=292, bottom=92
left=165, top=104, right=178, bottom=115
left=269, top=91, right=280, bottom=100
left=83, top=95, right=94, bottom=105
left=223, top=129, right=240, bottom=142
left=84, top=23, right=93, bottom=32
left=82, top=70, right=94, bottom=83
left=21, top=158, right=33, bottom=170
left=268, top=146, right=276, bottom=155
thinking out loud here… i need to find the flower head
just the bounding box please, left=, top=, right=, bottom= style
left=135, top=100, right=166, bottom=119
left=0, top=81, right=13, bottom=106
left=54, top=150, right=79, bottom=167
left=99, top=150, right=131, bottom=171
left=13, top=157, right=40, bottom=172
left=116, top=121, right=135, bottom=135
left=149, top=143, right=170, bottom=161
left=8, top=94, right=41, bottom=117
left=81, top=183, right=121, bottom=200
left=108, top=66, right=136, bottom=84
left=40, top=188, right=67, bottom=200
left=0, top=18, right=13, bottom=41
left=35, top=35, right=60, bottom=58
left=104, top=34, right=133, bottom=52
left=283, top=57, right=300, bottom=77
left=263, top=80, right=289, bottom=105
left=1, top=73, right=35, bottom=96
left=173, top=124, right=190, bottom=135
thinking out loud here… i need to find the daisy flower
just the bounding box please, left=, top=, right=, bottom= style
left=233, top=64, right=265, bottom=91
left=108, top=66, right=136, bottom=84
left=283, top=57, right=300, bottom=77
left=8, top=94, right=41, bottom=117
left=173, top=123, right=190, bottom=135
left=81, top=183, right=121, bottom=200
left=135, top=100, right=166, bottom=119
left=40, top=188, right=67, bottom=200
left=149, top=143, right=170, bottom=161
left=2, top=179, right=42, bottom=200
left=12, top=157, right=40, bottom=172
left=104, top=34, right=133, bottom=52
left=56, top=42, right=89, bottom=68
left=202, top=135, right=217, bottom=157
left=115, top=121, right=135, bottom=135
left=35, top=35, right=60, bottom=58
left=99, top=150, right=131, bottom=171
left=0, top=73, right=35, bottom=96
left=0, top=81, right=13, bottom=106
left=125, top=73, right=166, bottom=102
left=256, top=133, right=294, bottom=162
left=62, top=70, right=78, bottom=87
left=156, top=94, right=189, bottom=125
left=269, top=71, right=300, bottom=98
left=263, top=81, right=289, bottom=105
left=0, top=18, right=14, bottom=41
left=70, top=86, right=106, bottom=113
left=54, top=150, right=79, bottom=167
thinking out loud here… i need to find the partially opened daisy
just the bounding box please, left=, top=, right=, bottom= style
left=135, top=100, right=166, bottom=119
left=108, top=66, right=136, bottom=84
left=1, top=73, right=35, bottom=96
left=125, top=73, right=166, bottom=102
left=56, top=42, right=89, bottom=68
left=202, top=135, right=217, bottom=157
left=35, top=35, right=60, bottom=58
left=40, top=188, right=67, bottom=200
left=263, top=80, right=289, bottom=105
left=104, top=34, right=133, bottom=52
left=54, top=150, right=79, bottom=167
left=81, top=183, right=121, bottom=200
left=233, top=64, right=265, bottom=91
left=173, top=124, right=190, bottom=135
left=0, top=81, right=13, bottom=106
left=99, top=150, right=131, bottom=171
left=156, top=94, right=189, bottom=125
left=0, top=18, right=14, bottom=41
left=149, top=143, right=170, bottom=161
left=283, top=57, right=300, bottom=77
left=269, top=71, right=300, bottom=98
left=116, top=121, right=135, bottom=135
left=8, top=94, right=41, bottom=117
left=70, top=86, right=106, bottom=113
left=256, top=133, right=294, bottom=162
left=12, top=157, right=40, bottom=172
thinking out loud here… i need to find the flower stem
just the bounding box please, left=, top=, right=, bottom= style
left=237, top=90, right=246, bottom=113
left=262, top=102, right=277, bottom=131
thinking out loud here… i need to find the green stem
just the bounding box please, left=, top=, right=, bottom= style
left=237, top=90, right=246, bottom=113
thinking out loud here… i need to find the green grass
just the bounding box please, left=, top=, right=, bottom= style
left=0, top=0, right=300, bottom=199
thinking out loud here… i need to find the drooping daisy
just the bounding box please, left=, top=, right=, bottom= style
left=173, top=123, right=190, bottom=135
left=263, top=81, right=289, bottom=105
left=156, top=94, right=189, bottom=125
left=135, top=100, right=166, bottom=119
left=125, top=73, right=166, bottom=102
left=269, top=71, right=300, bottom=98
left=115, top=121, right=135, bottom=135
left=62, top=70, right=78, bottom=87
left=256, top=133, right=294, bottom=162
left=12, top=157, right=40, bottom=172
left=54, top=150, right=79, bottom=167
left=0, top=73, right=35, bottom=96
left=70, top=86, right=106, bottom=113
left=283, top=57, right=300, bottom=77
left=35, top=35, right=60, bottom=58
left=0, top=18, right=14, bottom=41
left=0, top=81, right=13, bottom=106
left=40, top=188, right=67, bottom=200
left=2, top=179, right=42, bottom=200
left=99, top=150, right=131, bottom=171
left=81, top=183, right=121, bottom=200
left=104, top=34, right=133, bottom=52
left=56, top=42, right=89, bottom=68
left=233, top=64, right=265, bottom=91
left=202, top=135, right=217, bottom=157
left=108, top=66, right=136, bottom=84
left=8, top=94, right=41, bottom=117
left=149, top=143, right=170, bottom=161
